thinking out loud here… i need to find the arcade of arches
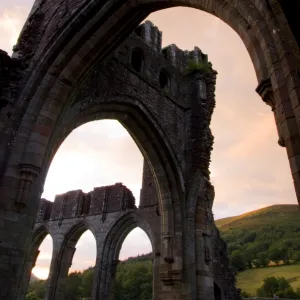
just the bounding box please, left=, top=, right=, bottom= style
left=0, top=1, right=300, bottom=299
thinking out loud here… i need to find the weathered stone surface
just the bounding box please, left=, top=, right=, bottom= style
left=0, top=1, right=300, bottom=300
left=27, top=183, right=161, bottom=300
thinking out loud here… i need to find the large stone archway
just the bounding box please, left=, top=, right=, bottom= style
left=0, top=1, right=300, bottom=299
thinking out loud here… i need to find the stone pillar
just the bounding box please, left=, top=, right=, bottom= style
left=19, top=249, right=40, bottom=299
left=194, top=184, right=215, bottom=300
left=92, top=253, right=119, bottom=300
left=152, top=252, right=161, bottom=300
left=139, top=159, right=159, bottom=209
left=45, top=245, right=76, bottom=300
left=0, top=163, right=42, bottom=300
left=108, top=260, right=120, bottom=300
left=256, top=78, right=300, bottom=206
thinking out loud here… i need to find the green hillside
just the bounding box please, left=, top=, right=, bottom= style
left=215, top=204, right=300, bottom=232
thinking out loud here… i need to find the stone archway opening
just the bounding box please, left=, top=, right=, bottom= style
left=2, top=1, right=300, bottom=299
left=42, top=119, right=144, bottom=206
left=144, top=6, right=297, bottom=220
left=112, top=226, right=153, bottom=300
left=214, top=282, right=223, bottom=300
left=25, top=234, right=53, bottom=300
left=31, top=234, right=53, bottom=280
left=64, top=229, right=97, bottom=300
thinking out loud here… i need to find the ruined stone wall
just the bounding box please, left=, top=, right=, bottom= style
left=37, top=183, right=136, bottom=223
left=139, top=160, right=159, bottom=209
left=212, top=226, right=242, bottom=300
left=30, top=183, right=161, bottom=300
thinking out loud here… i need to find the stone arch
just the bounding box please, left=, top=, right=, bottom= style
left=45, top=220, right=97, bottom=300
left=32, top=224, right=50, bottom=249
left=7, top=0, right=298, bottom=216
left=20, top=225, right=52, bottom=297
left=1, top=1, right=300, bottom=298
left=31, top=98, right=184, bottom=245
left=214, top=281, right=223, bottom=300
left=92, top=211, right=157, bottom=299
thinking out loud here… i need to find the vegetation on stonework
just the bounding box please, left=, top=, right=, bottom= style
left=27, top=204, right=300, bottom=299
left=185, top=59, right=212, bottom=75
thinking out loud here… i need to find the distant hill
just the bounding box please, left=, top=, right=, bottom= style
left=215, top=204, right=300, bottom=232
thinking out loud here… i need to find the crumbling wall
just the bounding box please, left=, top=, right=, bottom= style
left=212, top=226, right=242, bottom=300
left=36, top=183, right=136, bottom=222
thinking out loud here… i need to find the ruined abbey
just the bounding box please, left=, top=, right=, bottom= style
left=0, top=0, right=300, bottom=299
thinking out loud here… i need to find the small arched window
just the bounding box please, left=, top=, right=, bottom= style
left=135, top=26, right=142, bottom=37
left=162, top=48, right=168, bottom=60
left=159, top=70, right=169, bottom=90
left=131, top=48, right=144, bottom=73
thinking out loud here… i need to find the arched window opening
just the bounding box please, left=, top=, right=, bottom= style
left=159, top=70, right=169, bottom=90
left=31, top=235, right=53, bottom=280
left=42, top=120, right=143, bottom=207
left=162, top=48, right=168, bottom=60
left=65, top=230, right=97, bottom=300
left=214, top=282, right=222, bottom=300
left=135, top=26, right=142, bottom=37
left=131, top=47, right=144, bottom=73
left=27, top=234, right=53, bottom=299
left=113, top=228, right=153, bottom=300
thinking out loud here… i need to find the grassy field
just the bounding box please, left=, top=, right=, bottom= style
left=236, top=264, right=300, bottom=296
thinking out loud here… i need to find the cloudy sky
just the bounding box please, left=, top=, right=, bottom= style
left=1, top=2, right=297, bottom=280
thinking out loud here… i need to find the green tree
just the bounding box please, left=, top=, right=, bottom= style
left=268, top=247, right=285, bottom=266
left=65, top=272, right=83, bottom=300
left=258, top=252, right=269, bottom=268
left=25, top=291, right=42, bottom=300
left=230, top=250, right=246, bottom=272
left=257, top=276, right=279, bottom=297
left=82, top=268, right=94, bottom=298
left=27, top=280, right=46, bottom=299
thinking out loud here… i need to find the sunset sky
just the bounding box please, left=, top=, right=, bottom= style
left=1, top=1, right=297, bottom=280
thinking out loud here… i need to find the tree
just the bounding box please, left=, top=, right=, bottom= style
left=256, top=276, right=300, bottom=299
left=257, top=276, right=279, bottom=297
left=81, top=268, right=94, bottom=298
left=65, top=272, right=83, bottom=300
left=257, top=252, right=269, bottom=268
left=27, top=280, right=46, bottom=299
left=25, top=291, right=42, bottom=300
left=268, top=247, right=285, bottom=266
left=230, top=250, right=246, bottom=272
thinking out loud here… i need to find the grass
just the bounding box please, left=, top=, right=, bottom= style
left=215, top=204, right=300, bottom=232
left=236, top=264, right=300, bottom=296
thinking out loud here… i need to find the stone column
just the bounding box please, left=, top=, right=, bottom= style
left=19, top=249, right=40, bottom=299
left=194, top=185, right=215, bottom=300
left=45, top=245, right=76, bottom=300
left=152, top=252, right=161, bottom=300
left=92, top=253, right=119, bottom=300
left=257, top=78, right=300, bottom=207
left=108, top=260, right=120, bottom=300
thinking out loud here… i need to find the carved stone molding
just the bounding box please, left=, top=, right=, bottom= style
left=256, top=78, right=285, bottom=147
left=160, top=270, right=182, bottom=286
left=256, top=78, right=275, bottom=109
left=162, top=233, right=174, bottom=263
left=15, top=164, right=41, bottom=209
